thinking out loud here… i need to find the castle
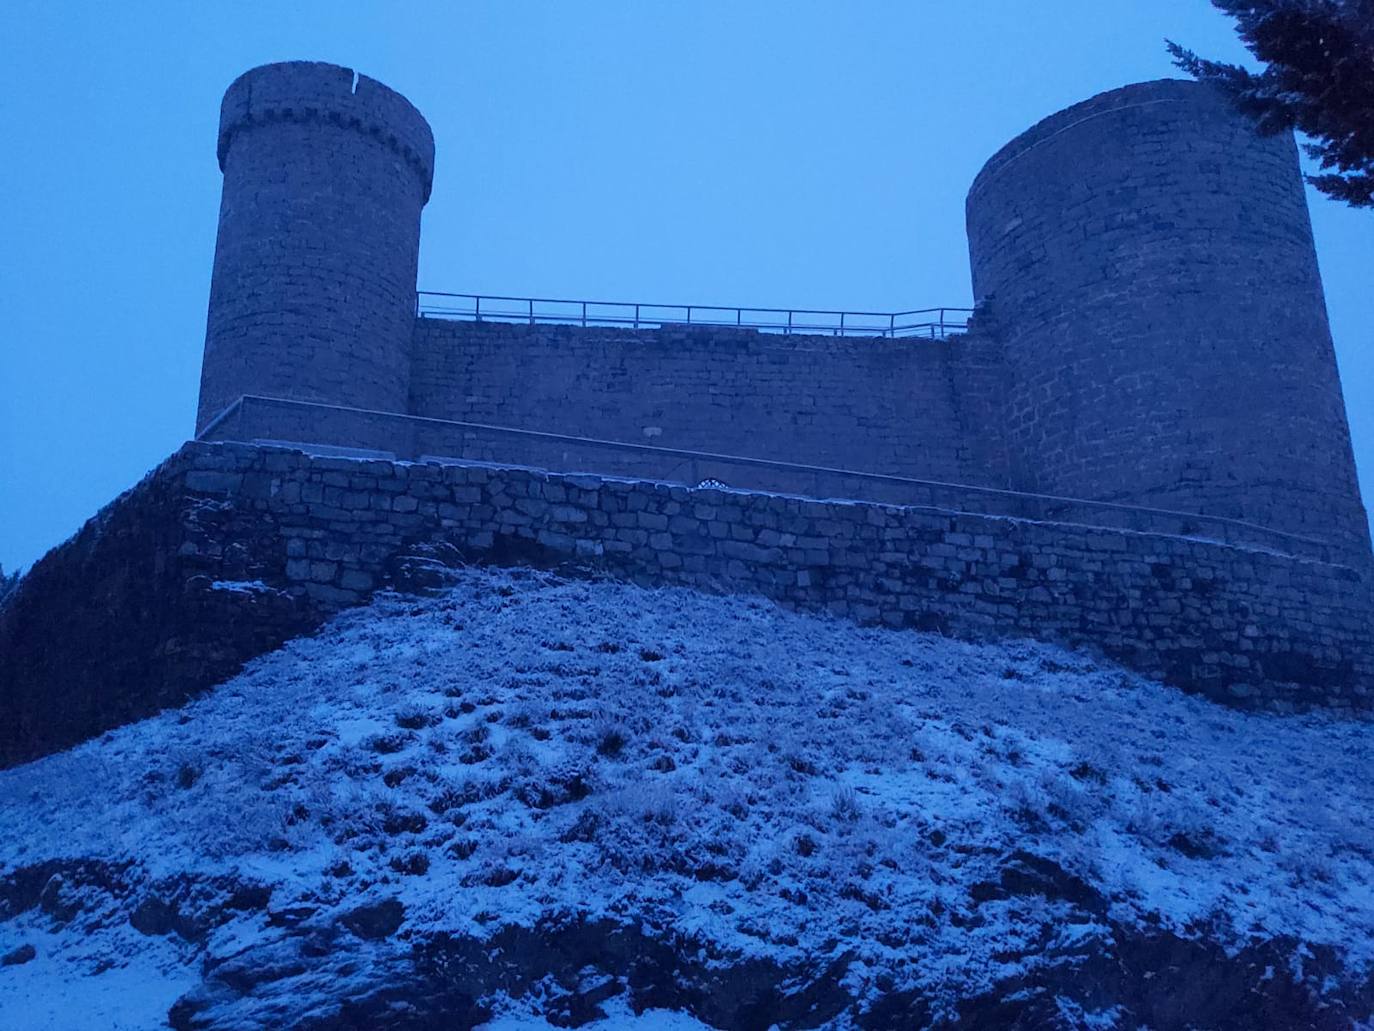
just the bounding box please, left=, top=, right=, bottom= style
left=195, top=62, right=1369, bottom=559
left=2, top=60, right=1371, bottom=767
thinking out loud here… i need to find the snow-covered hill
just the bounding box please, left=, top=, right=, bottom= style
left=1, top=567, right=1372, bottom=1029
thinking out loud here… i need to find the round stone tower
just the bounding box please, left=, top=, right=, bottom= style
left=196, top=61, right=434, bottom=432
left=966, top=79, right=1369, bottom=554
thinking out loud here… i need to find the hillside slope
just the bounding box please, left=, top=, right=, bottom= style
left=1, top=568, right=1372, bottom=1028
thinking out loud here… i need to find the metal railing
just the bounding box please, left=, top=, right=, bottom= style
left=416, top=291, right=973, bottom=339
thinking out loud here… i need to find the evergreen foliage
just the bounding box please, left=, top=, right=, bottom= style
left=0, top=564, right=21, bottom=605
left=1168, top=0, right=1374, bottom=207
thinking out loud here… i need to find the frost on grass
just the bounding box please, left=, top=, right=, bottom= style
left=1, top=567, right=1372, bottom=1027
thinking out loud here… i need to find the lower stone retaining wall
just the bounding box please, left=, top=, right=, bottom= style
left=0, top=455, right=317, bottom=767
left=3, top=440, right=1371, bottom=766
left=204, top=395, right=1349, bottom=563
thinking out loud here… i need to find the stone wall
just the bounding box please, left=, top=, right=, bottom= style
left=0, top=459, right=316, bottom=767
left=4, top=440, right=1369, bottom=766
left=203, top=394, right=1352, bottom=564
left=409, top=319, right=1012, bottom=487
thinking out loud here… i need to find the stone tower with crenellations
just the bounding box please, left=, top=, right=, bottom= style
left=197, top=61, right=434, bottom=433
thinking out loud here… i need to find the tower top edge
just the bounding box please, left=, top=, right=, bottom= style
left=966, top=78, right=1230, bottom=201
left=216, top=61, right=435, bottom=202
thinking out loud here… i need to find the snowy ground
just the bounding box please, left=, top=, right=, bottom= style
left=1, top=566, right=1372, bottom=1028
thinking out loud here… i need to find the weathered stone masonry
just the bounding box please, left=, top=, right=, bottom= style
left=408, top=320, right=1013, bottom=489
left=3, top=441, right=1369, bottom=766
left=966, top=79, right=1367, bottom=551
left=193, top=66, right=1370, bottom=556
left=196, top=61, right=434, bottom=432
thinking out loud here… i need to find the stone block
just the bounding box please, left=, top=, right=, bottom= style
left=184, top=471, right=243, bottom=494
left=550, top=505, right=588, bottom=523
left=303, top=582, right=361, bottom=607
left=340, top=569, right=375, bottom=591
left=310, top=560, right=339, bottom=582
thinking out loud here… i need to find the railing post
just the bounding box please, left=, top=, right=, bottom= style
left=686, top=305, right=692, bottom=326
left=475, top=295, right=481, bottom=323
left=787, top=310, right=793, bottom=335
left=889, top=312, right=895, bottom=338
left=635, top=303, right=640, bottom=329
left=736, top=308, right=741, bottom=327
left=529, top=298, right=534, bottom=325
left=582, top=301, right=587, bottom=328
left=838, top=312, right=844, bottom=337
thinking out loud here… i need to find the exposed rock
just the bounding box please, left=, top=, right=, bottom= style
left=385, top=542, right=467, bottom=596
left=161, top=912, right=1374, bottom=1030
left=339, top=899, right=405, bottom=941
left=1, top=943, right=35, bottom=967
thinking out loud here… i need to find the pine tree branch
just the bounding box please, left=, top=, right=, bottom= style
left=1168, top=1, right=1374, bottom=209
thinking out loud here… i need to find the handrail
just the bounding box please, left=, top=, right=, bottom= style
left=195, top=395, right=245, bottom=440
left=196, top=394, right=1347, bottom=564
left=416, top=290, right=973, bottom=339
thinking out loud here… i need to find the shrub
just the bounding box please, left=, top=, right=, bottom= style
left=395, top=709, right=440, bottom=730
left=389, top=851, right=430, bottom=876
left=366, top=733, right=412, bottom=755
left=593, top=719, right=627, bottom=758
left=831, top=785, right=862, bottom=823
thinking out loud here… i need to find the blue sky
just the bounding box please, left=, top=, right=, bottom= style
left=1, top=1, right=1369, bottom=572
